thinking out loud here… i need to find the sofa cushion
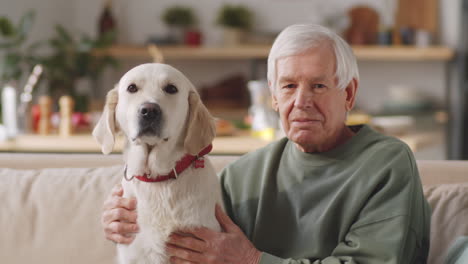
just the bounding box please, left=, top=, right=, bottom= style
left=424, top=183, right=468, bottom=264
left=0, top=165, right=122, bottom=264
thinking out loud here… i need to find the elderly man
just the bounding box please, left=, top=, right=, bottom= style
left=102, top=24, right=430, bottom=263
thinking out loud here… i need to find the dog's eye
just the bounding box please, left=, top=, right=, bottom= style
left=127, top=84, right=138, bottom=93
left=163, top=84, right=178, bottom=94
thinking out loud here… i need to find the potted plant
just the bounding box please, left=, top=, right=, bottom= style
left=37, top=25, right=117, bottom=112
left=162, top=6, right=200, bottom=45
left=0, top=11, right=37, bottom=133
left=216, top=4, right=253, bottom=45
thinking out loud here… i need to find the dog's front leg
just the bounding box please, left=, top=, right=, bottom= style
left=125, top=144, right=149, bottom=178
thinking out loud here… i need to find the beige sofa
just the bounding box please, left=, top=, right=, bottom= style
left=0, top=153, right=467, bottom=264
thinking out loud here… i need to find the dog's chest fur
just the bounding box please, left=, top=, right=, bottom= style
left=118, top=158, right=222, bottom=264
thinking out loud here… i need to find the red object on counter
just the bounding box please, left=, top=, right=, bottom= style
left=31, top=105, right=91, bottom=133
left=72, top=112, right=90, bottom=128
left=31, top=104, right=40, bottom=132
left=185, top=30, right=202, bottom=46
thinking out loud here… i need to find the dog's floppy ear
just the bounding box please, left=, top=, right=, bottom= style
left=93, top=87, right=119, bottom=155
left=184, top=91, right=216, bottom=155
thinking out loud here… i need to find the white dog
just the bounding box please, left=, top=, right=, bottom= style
left=93, top=63, right=223, bottom=264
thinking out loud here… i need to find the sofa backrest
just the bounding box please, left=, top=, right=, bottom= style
left=0, top=165, right=122, bottom=264
left=0, top=153, right=467, bottom=264
left=2, top=153, right=467, bottom=185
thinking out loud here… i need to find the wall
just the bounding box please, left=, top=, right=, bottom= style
left=70, top=0, right=460, bottom=47
left=0, top=0, right=461, bottom=112
left=0, top=0, right=73, bottom=47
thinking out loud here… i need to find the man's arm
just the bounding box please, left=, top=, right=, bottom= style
left=258, top=215, right=417, bottom=264
left=165, top=207, right=417, bottom=264
left=167, top=206, right=373, bottom=264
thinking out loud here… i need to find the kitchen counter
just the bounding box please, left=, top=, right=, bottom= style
left=0, top=133, right=270, bottom=155
left=0, top=130, right=442, bottom=155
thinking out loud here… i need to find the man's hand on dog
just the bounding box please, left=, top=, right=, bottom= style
left=102, top=185, right=261, bottom=263
left=102, top=184, right=139, bottom=244
left=166, top=203, right=262, bottom=264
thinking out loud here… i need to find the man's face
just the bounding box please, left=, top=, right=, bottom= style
left=271, top=45, right=357, bottom=152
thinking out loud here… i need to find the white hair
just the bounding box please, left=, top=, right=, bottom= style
left=267, top=24, right=359, bottom=91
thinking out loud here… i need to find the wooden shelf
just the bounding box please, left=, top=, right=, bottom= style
left=352, top=45, right=454, bottom=61
left=94, top=44, right=454, bottom=62
left=94, top=44, right=271, bottom=60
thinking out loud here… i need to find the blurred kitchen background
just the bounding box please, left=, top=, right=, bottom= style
left=0, top=0, right=467, bottom=160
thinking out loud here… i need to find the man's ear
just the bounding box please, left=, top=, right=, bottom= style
left=344, top=78, right=358, bottom=111
left=92, top=86, right=119, bottom=155
left=269, top=81, right=279, bottom=112
left=184, top=91, right=216, bottom=155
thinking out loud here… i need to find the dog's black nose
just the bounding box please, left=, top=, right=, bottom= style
left=139, top=103, right=161, bottom=121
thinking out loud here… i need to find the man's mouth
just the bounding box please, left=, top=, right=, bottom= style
left=290, top=118, right=323, bottom=128
left=292, top=118, right=322, bottom=123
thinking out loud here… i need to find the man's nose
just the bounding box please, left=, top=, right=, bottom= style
left=294, top=86, right=314, bottom=109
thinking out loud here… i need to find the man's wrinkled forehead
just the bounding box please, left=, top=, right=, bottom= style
left=276, top=46, right=335, bottom=75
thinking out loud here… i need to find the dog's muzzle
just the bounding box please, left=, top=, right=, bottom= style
left=137, top=102, right=163, bottom=137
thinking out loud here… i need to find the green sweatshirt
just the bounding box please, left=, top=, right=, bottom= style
left=219, top=125, right=430, bottom=264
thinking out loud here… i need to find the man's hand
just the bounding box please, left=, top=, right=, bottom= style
left=101, top=184, right=139, bottom=244
left=166, top=204, right=262, bottom=264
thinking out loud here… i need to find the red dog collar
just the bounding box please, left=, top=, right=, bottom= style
left=126, top=144, right=213, bottom=183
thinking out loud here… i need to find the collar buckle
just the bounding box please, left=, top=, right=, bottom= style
left=123, top=165, right=134, bottom=181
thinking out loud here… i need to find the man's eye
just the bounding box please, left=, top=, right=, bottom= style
left=283, top=84, right=296, bottom=89
left=312, top=84, right=328, bottom=94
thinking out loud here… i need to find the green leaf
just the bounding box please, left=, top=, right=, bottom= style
left=94, top=30, right=116, bottom=48
left=0, top=41, right=16, bottom=49
left=217, top=4, right=253, bottom=29
left=30, top=22, right=118, bottom=108
left=0, top=17, right=14, bottom=37
left=25, top=41, right=42, bottom=53
left=5, top=53, right=22, bottom=64
left=162, top=6, right=196, bottom=27
left=79, top=34, right=94, bottom=51
left=17, top=10, right=35, bottom=38
left=2, top=53, right=23, bottom=81
left=55, top=24, right=73, bottom=44
left=0, top=11, right=37, bottom=83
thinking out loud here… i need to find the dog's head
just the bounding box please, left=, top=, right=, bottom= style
left=93, top=63, right=216, bottom=155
